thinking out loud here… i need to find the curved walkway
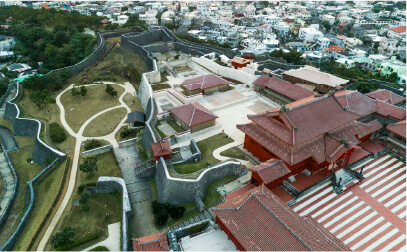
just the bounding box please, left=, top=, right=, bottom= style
left=38, top=82, right=136, bottom=251
left=84, top=222, right=121, bottom=251
left=212, top=141, right=253, bottom=168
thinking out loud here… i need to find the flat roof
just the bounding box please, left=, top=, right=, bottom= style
left=180, top=229, right=237, bottom=251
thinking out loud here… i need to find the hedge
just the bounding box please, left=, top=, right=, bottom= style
left=56, top=232, right=101, bottom=251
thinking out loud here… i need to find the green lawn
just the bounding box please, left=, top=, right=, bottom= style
left=166, top=120, right=185, bottom=133
left=154, top=121, right=168, bottom=139
left=123, top=93, right=144, bottom=112
left=151, top=83, right=171, bottom=91
left=203, top=175, right=238, bottom=208
left=83, top=107, right=127, bottom=137
left=172, top=133, right=234, bottom=174
left=220, top=146, right=247, bottom=160
left=79, top=150, right=122, bottom=184
left=0, top=137, right=43, bottom=245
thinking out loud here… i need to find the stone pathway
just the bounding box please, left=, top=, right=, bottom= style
left=158, top=121, right=176, bottom=136
left=38, top=82, right=136, bottom=251
left=84, top=222, right=121, bottom=251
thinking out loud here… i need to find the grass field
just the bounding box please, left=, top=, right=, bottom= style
left=166, top=120, right=185, bottom=133
left=123, top=93, right=144, bottom=112
left=172, top=133, right=234, bottom=174
left=79, top=150, right=121, bottom=185
left=0, top=137, right=43, bottom=245
left=14, top=159, right=67, bottom=251
left=220, top=146, right=247, bottom=160
left=203, top=175, right=238, bottom=208
left=151, top=83, right=171, bottom=91
left=60, top=84, right=124, bottom=133
left=83, top=107, right=127, bottom=137
left=154, top=121, right=168, bottom=139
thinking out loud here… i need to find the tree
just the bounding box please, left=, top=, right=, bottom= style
left=79, top=190, right=92, bottom=205
left=154, top=209, right=169, bottom=226
left=105, top=84, right=117, bottom=97
left=50, top=227, right=75, bottom=249
left=71, top=87, right=80, bottom=98
left=80, top=86, right=87, bottom=97
left=29, top=89, right=48, bottom=109
left=387, top=72, right=398, bottom=83
left=322, top=20, right=331, bottom=31
left=49, top=123, right=66, bottom=142
left=84, top=139, right=102, bottom=150
left=79, top=157, right=98, bottom=176
left=170, top=206, right=185, bottom=219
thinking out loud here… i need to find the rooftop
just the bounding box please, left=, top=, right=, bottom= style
left=169, top=102, right=218, bottom=127
left=182, top=74, right=230, bottom=91
left=283, top=66, right=349, bottom=87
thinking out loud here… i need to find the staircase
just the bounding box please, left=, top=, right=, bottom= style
left=282, top=180, right=300, bottom=197
left=332, top=169, right=362, bottom=194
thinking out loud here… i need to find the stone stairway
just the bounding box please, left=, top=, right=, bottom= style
left=170, top=209, right=215, bottom=231
left=333, top=169, right=362, bottom=194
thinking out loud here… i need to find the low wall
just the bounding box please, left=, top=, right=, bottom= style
left=118, top=137, right=138, bottom=148
left=0, top=158, right=62, bottom=251
left=172, top=140, right=202, bottom=165
left=4, top=84, right=66, bottom=167
left=155, top=157, right=240, bottom=205
left=191, top=57, right=259, bottom=85
left=91, top=177, right=132, bottom=251
left=168, top=89, right=203, bottom=105
left=82, top=144, right=112, bottom=158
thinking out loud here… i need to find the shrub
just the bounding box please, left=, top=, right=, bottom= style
left=155, top=209, right=169, bottom=226
left=51, top=227, right=75, bottom=249
left=89, top=246, right=109, bottom=251
left=152, top=200, right=162, bottom=215
left=84, top=139, right=102, bottom=150
left=120, top=128, right=136, bottom=138
left=56, top=233, right=101, bottom=251
left=49, top=123, right=66, bottom=143
left=170, top=206, right=185, bottom=220
left=77, top=182, right=97, bottom=193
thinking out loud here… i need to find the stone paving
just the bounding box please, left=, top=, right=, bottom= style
left=157, top=121, right=176, bottom=137
left=113, top=143, right=160, bottom=238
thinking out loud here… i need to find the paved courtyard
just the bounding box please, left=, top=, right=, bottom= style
left=291, top=154, right=406, bottom=251
left=113, top=143, right=159, bottom=238
left=158, top=121, right=176, bottom=136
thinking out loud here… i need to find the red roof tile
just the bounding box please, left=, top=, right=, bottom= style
left=133, top=232, right=169, bottom=251
left=169, top=102, right=218, bottom=127
left=324, top=45, right=346, bottom=52
left=212, top=185, right=350, bottom=251
left=389, top=26, right=406, bottom=33
left=253, top=75, right=314, bottom=101
left=151, top=140, right=172, bottom=157
left=335, top=90, right=378, bottom=116
left=386, top=120, right=406, bottom=138
left=249, top=159, right=291, bottom=184
left=283, top=66, right=349, bottom=87
left=366, top=89, right=406, bottom=105
left=347, top=148, right=370, bottom=165
left=182, top=74, right=230, bottom=91
left=375, top=100, right=406, bottom=120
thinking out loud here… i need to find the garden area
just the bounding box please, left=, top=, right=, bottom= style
left=220, top=146, right=247, bottom=160
left=60, top=84, right=125, bottom=132
left=172, top=133, right=234, bottom=174
left=82, top=107, right=127, bottom=137
left=79, top=150, right=121, bottom=185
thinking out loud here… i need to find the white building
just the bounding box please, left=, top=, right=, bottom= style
left=298, top=27, right=324, bottom=41
left=317, top=37, right=330, bottom=49
left=322, top=14, right=336, bottom=25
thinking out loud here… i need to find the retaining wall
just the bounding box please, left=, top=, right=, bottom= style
left=90, top=177, right=132, bottom=251
left=82, top=144, right=112, bottom=158
left=118, top=137, right=138, bottom=148
left=191, top=57, right=259, bottom=85
left=172, top=140, right=202, bottom=165
left=155, top=157, right=240, bottom=205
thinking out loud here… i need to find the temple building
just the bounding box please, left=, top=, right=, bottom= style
left=237, top=92, right=385, bottom=177
left=212, top=185, right=350, bottom=251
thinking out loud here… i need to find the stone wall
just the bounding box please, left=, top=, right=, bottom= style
left=82, top=144, right=112, bottom=158
left=4, top=84, right=66, bottom=167
left=191, top=57, right=260, bottom=85
left=118, top=137, right=138, bottom=147
left=155, top=157, right=240, bottom=205
left=172, top=140, right=202, bottom=165
left=91, top=177, right=132, bottom=251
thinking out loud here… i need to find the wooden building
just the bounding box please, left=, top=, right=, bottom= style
left=231, top=56, right=250, bottom=69
left=169, top=102, right=218, bottom=133
left=385, top=120, right=406, bottom=156
left=212, top=185, right=350, bottom=251
left=248, top=159, right=291, bottom=190
left=151, top=140, right=172, bottom=161
left=366, top=89, right=406, bottom=107
left=132, top=232, right=169, bottom=251
left=182, top=74, right=230, bottom=95
left=127, top=111, right=145, bottom=128
left=282, top=66, right=349, bottom=93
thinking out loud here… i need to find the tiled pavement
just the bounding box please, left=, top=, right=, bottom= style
left=291, top=154, right=406, bottom=251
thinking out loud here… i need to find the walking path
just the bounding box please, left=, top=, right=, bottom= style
left=212, top=141, right=253, bottom=168
left=38, top=82, right=136, bottom=251
left=84, top=222, right=121, bottom=251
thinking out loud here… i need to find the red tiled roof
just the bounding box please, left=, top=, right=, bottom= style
left=182, top=74, right=230, bottom=91
left=347, top=148, right=370, bottom=165
left=169, top=102, right=218, bottom=127
left=249, top=159, right=291, bottom=184
left=324, top=45, right=346, bottom=52
left=389, top=26, right=406, bottom=33
left=231, top=56, right=250, bottom=64
left=375, top=100, right=406, bottom=120
left=366, top=89, right=406, bottom=105
left=335, top=90, right=379, bottom=116
left=253, top=75, right=314, bottom=101
left=133, top=232, right=169, bottom=251
left=283, top=66, right=349, bottom=87
left=340, top=22, right=347, bottom=26
left=386, top=120, right=406, bottom=138
left=151, top=140, right=172, bottom=157
left=212, top=185, right=350, bottom=251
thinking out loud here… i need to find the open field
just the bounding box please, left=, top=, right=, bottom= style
left=14, top=159, right=68, bottom=251
left=83, top=107, right=127, bottom=137
left=60, top=84, right=124, bottom=133
left=151, top=83, right=171, bottom=91
left=0, top=137, right=43, bottom=245
left=79, top=150, right=122, bottom=185
left=123, top=93, right=144, bottom=112
left=172, top=133, right=234, bottom=174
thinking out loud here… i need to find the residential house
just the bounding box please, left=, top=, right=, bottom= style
left=387, top=26, right=406, bottom=41
left=316, top=37, right=330, bottom=49
left=324, top=45, right=346, bottom=59
left=7, top=63, right=31, bottom=73
left=322, top=14, right=336, bottom=25
left=336, top=58, right=355, bottom=68
left=344, top=37, right=363, bottom=50
left=379, top=59, right=406, bottom=79
left=298, top=27, right=324, bottom=41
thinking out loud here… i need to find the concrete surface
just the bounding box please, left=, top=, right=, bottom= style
left=180, top=228, right=237, bottom=251
left=84, top=222, right=121, bottom=251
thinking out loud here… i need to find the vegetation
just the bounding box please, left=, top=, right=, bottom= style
left=269, top=49, right=305, bottom=65
left=167, top=120, right=185, bottom=133
left=56, top=232, right=101, bottom=251
left=51, top=227, right=75, bottom=249
left=79, top=157, right=98, bottom=176
left=203, top=175, right=238, bottom=208
left=220, top=146, right=247, bottom=160
left=351, top=82, right=378, bottom=94
left=150, top=178, right=158, bottom=201
left=49, top=123, right=66, bottom=143
left=151, top=83, right=171, bottom=91
left=176, top=34, right=232, bottom=49
left=122, top=14, right=148, bottom=30
left=185, top=222, right=208, bottom=234
left=120, top=128, right=137, bottom=139
left=105, top=84, right=117, bottom=97
left=84, top=139, right=103, bottom=151
left=90, top=246, right=109, bottom=251
left=322, top=20, right=331, bottom=31
left=83, top=107, right=127, bottom=137
left=172, top=133, right=234, bottom=174
left=152, top=201, right=186, bottom=226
